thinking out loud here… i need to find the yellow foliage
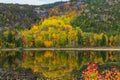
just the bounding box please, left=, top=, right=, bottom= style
left=99, top=33, right=104, bottom=40
left=59, top=15, right=72, bottom=24
left=89, top=37, right=94, bottom=46
left=64, top=25, right=72, bottom=30
left=30, top=25, right=39, bottom=33
left=29, top=52, right=33, bottom=56
left=44, top=41, right=53, bottom=47
left=44, top=51, right=53, bottom=58
left=3, top=31, right=9, bottom=36
left=35, top=36, right=42, bottom=41
left=21, top=30, right=27, bottom=36
left=41, top=17, right=65, bottom=28
left=110, top=36, right=114, bottom=42
left=53, top=59, right=58, bottom=65
left=28, top=42, right=33, bottom=47
left=108, top=36, right=114, bottom=46
left=94, top=34, right=98, bottom=39
left=33, top=66, right=38, bottom=72
left=52, top=33, right=58, bottom=39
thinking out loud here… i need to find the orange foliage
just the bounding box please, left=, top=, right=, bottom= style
left=22, top=52, right=27, bottom=62
left=33, top=66, right=39, bottom=72
left=52, top=34, right=58, bottom=39
left=64, top=25, right=72, bottom=30
left=44, top=51, right=53, bottom=58
left=22, top=36, right=27, bottom=47
left=44, top=41, right=53, bottom=47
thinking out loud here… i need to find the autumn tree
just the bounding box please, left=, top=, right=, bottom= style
left=76, top=27, right=83, bottom=46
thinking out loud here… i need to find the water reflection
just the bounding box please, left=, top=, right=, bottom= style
left=0, top=51, right=120, bottom=79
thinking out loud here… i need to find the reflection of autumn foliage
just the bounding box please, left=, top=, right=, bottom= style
left=33, top=66, right=39, bottom=73
left=22, top=52, right=27, bottom=62
left=44, top=51, right=53, bottom=58
left=82, top=63, right=120, bottom=79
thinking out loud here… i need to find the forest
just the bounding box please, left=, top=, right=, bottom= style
left=0, top=0, right=120, bottom=80
left=0, top=0, right=120, bottom=48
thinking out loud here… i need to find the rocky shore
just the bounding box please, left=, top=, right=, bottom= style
left=0, top=68, right=46, bottom=80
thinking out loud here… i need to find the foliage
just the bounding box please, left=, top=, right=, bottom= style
left=71, top=0, right=120, bottom=35
left=0, top=0, right=120, bottom=48
left=0, top=3, right=41, bottom=29
left=82, top=63, right=120, bottom=79
left=1, top=51, right=120, bottom=79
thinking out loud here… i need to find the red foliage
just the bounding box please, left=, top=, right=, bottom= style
left=82, top=63, right=120, bottom=80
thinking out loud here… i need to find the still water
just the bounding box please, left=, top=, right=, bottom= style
left=0, top=51, right=120, bottom=79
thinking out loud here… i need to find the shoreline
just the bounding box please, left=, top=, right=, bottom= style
left=1, top=47, right=120, bottom=51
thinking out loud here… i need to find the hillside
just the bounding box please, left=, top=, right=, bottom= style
left=0, top=0, right=120, bottom=48
left=1, top=0, right=119, bottom=34
left=0, top=1, right=69, bottom=29
left=1, top=1, right=120, bottom=80
left=71, top=0, right=120, bottom=35
left=0, top=3, right=39, bottom=29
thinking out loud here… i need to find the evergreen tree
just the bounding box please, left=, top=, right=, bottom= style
left=7, top=29, right=13, bottom=43
left=101, top=35, right=106, bottom=46
left=15, top=37, right=22, bottom=47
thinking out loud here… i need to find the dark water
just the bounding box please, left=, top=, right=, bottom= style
left=0, top=51, right=120, bottom=79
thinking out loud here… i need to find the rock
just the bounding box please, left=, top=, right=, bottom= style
left=0, top=68, right=46, bottom=80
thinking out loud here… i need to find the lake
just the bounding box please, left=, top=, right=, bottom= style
left=0, top=50, right=120, bottom=79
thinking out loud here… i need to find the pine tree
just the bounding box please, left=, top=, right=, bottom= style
left=101, top=35, right=106, bottom=46
left=7, top=29, right=13, bottom=43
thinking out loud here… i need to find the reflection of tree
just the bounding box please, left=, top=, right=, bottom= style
left=0, top=51, right=22, bottom=69
left=101, top=51, right=106, bottom=62
left=78, top=51, right=83, bottom=66
left=0, top=51, right=119, bottom=79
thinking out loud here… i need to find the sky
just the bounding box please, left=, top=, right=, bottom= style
left=0, top=0, right=69, bottom=5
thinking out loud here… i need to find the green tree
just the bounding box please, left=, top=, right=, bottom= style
left=101, top=34, right=106, bottom=46
left=7, top=29, right=13, bottom=43
left=76, top=27, right=83, bottom=46
left=15, top=37, right=22, bottom=47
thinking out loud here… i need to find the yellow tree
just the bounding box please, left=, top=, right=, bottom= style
left=44, top=41, right=53, bottom=47
left=109, top=36, right=114, bottom=46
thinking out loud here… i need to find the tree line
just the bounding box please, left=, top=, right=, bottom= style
left=0, top=0, right=120, bottom=48
left=0, top=16, right=120, bottom=48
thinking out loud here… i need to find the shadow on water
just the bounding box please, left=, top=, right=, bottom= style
left=0, top=50, right=120, bottom=79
